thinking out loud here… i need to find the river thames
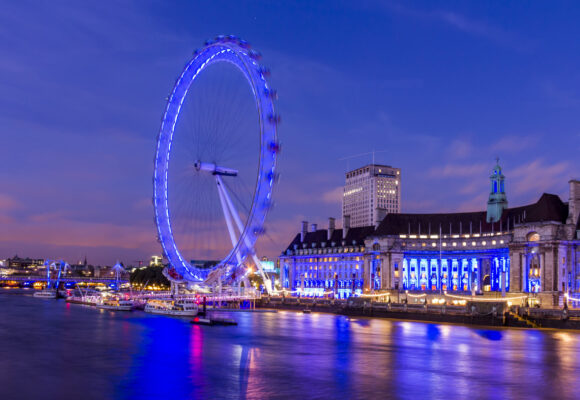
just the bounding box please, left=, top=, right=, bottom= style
left=1, top=293, right=579, bottom=399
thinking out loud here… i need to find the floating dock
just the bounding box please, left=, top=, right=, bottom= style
left=191, top=316, right=238, bottom=326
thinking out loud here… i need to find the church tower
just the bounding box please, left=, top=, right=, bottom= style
left=486, top=158, right=508, bottom=223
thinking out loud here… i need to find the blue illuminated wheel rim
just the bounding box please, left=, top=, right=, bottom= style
left=153, top=36, right=278, bottom=282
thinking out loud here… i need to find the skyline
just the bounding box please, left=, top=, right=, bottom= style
left=1, top=1, right=579, bottom=264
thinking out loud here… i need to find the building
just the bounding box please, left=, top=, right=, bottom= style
left=279, top=218, right=374, bottom=298
left=280, top=162, right=580, bottom=306
left=342, top=164, right=401, bottom=228
left=0, top=255, right=45, bottom=276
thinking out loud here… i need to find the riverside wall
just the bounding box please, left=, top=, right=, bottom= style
left=258, top=296, right=580, bottom=330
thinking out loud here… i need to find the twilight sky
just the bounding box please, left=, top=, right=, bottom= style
left=1, top=1, right=579, bottom=265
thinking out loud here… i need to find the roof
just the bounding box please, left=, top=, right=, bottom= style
left=282, top=225, right=375, bottom=254
left=281, top=193, right=570, bottom=254
left=375, top=193, right=568, bottom=236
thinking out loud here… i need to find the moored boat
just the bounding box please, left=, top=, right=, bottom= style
left=65, top=289, right=102, bottom=306
left=33, top=289, right=57, bottom=299
left=97, top=297, right=134, bottom=311
left=144, top=298, right=199, bottom=317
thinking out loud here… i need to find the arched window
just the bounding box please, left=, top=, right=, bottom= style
left=527, top=232, right=540, bottom=242
left=493, top=181, right=498, bottom=193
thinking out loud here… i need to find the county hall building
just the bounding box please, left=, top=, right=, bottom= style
left=279, top=162, right=580, bottom=306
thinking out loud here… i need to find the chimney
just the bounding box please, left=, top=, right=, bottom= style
left=328, top=217, right=335, bottom=241
left=568, top=180, right=580, bottom=225
left=301, top=221, right=308, bottom=242
left=343, top=215, right=351, bottom=239
left=311, top=223, right=318, bottom=232
left=375, top=208, right=386, bottom=229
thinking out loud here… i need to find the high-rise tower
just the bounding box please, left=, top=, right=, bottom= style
left=343, top=164, right=401, bottom=228
left=486, top=158, right=508, bottom=223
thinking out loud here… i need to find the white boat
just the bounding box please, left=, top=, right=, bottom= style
left=33, top=289, right=57, bottom=299
left=97, top=297, right=134, bottom=311
left=66, top=290, right=102, bottom=306
left=144, top=298, right=199, bottom=317
left=66, top=295, right=95, bottom=306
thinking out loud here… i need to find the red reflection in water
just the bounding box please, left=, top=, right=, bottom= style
left=190, top=325, right=203, bottom=373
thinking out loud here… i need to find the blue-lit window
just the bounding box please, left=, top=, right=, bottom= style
left=493, top=181, right=497, bottom=193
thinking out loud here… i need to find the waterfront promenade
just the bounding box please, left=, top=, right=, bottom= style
left=259, top=296, right=580, bottom=330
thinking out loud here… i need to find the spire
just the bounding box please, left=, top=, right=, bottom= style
left=486, top=158, right=508, bottom=223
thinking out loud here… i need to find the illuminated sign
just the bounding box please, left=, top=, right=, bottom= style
left=261, top=261, right=276, bottom=272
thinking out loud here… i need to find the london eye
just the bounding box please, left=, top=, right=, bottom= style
left=153, top=36, right=279, bottom=292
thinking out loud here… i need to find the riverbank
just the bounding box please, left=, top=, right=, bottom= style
left=258, top=297, right=580, bottom=330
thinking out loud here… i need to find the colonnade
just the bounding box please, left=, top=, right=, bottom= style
left=399, top=255, right=510, bottom=293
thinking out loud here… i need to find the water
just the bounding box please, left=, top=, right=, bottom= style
left=1, top=293, right=579, bottom=400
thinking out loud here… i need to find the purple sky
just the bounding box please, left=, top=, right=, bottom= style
left=1, top=1, right=579, bottom=265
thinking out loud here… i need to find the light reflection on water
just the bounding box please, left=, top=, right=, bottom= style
left=1, top=294, right=580, bottom=399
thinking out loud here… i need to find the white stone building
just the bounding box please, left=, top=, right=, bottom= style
left=342, top=164, right=401, bottom=228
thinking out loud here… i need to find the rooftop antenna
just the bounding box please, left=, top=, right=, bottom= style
left=339, top=150, right=388, bottom=171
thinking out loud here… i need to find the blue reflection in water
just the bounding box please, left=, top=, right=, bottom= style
left=2, top=294, right=580, bottom=400
left=334, top=316, right=352, bottom=394
left=426, top=324, right=441, bottom=341
left=474, top=329, right=503, bottom=341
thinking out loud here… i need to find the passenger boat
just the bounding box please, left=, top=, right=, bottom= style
left=144, top=298, right=199, bottom=317
left=97, top=297, right=134, bottom=311
left=65, top=289, right=102, bottom=306
left=33, top=289, right=57, bottom=299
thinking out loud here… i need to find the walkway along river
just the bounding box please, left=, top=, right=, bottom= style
left=259, top=296, right=580, bottom=329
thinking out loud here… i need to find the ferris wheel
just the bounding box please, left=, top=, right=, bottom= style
left=153, top=36, right=279, bottom=292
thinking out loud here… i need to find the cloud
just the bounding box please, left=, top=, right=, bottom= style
left=490, top=135, right=540, bottom=153
left=380, top=2, right=531, bottom=51
left=0, top=217, right=154, bottom=251
left=447, top=138, right=473, bottom=159
left=458, top=179, right=485, bottom=196
left=540, top=80, right=580, bottom=109
left=509, top=159, right=570, bottom=200
left=0, top=194, right=19, bottom=211
left=322, top=186, right=343, bottom=205
left=457, top=193, right=488, bottom=212
left=428, top=163, right=488, bottom=178
left=403, top=199, right=437, bottom=213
